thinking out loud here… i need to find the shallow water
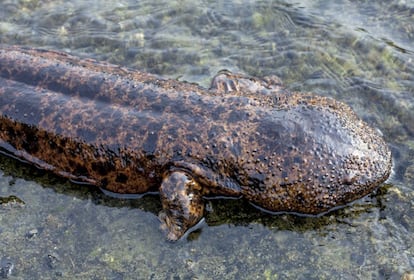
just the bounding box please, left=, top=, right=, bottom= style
left=0, top=0, right=413, bottom=279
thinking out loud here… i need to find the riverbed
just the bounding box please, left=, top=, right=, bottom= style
left=0, top=0, right=413, bottom=279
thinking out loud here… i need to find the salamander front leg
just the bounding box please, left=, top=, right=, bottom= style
left=158, top=171, right=204, bottom=241
left=210, top=70, right=283, bottom=95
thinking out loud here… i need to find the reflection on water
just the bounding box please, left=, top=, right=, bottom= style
left=0, top=0, right=413, bottom=278
left=298, top=0, right=414, bottom=53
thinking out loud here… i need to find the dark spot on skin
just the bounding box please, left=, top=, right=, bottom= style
left=115, top=173, right=129, bottom=183
left=46, top=77, right=68, bottom=95
left=208, top=125, right=225, bottom=140
left=167, top=127, right=178, bottom=139
left=151, top=94, right=172, bottom=113
left=248, top=173, right=266, bottom=192
left=295, top=193, right=305, bottom=205
left=186, top=134, right=198, bottom=143
left=142, top=89, right=156, bottom=101
left=97, top=94, right=111, bottom=104
left=76, top=128, right=97, bottom=143
left=74, top=76, right=102, bottom=98
left=230, top=141, right=242, bottom=157
left=294, top=156, right=302, bottom=164
left=73, top=163, right=88, bottom=176
left=143, top=122, right=162, bottom=154
left=72, top=113, right=82, bottom=125
left=100, top=177, right=108, bottom=187
left=91, top=162, right=110, bottom=176
left=227, top=110, right=246, bottom=123
left=212, top=105, right=227, bottom=119
left=20, top=128, right=39, bottom=154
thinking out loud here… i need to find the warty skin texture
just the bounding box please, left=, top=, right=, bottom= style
left=0, top=46, right=392, bottom=240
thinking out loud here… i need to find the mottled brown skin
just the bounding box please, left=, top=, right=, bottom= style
left=0, top=46, right=392, bottom=240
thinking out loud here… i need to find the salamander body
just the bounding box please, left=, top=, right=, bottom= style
left=0, top=46, right=392, bottom=240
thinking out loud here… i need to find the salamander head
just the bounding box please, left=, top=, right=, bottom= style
left=239, top=92, right=392, bottom=215
left=210, top=71, right=392, bottom=215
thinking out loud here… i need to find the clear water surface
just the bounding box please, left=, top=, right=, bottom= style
left=0, top=0, right=413, bottom=279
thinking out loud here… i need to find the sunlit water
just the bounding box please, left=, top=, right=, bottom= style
left=0, top=0, right=413, bottom=279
